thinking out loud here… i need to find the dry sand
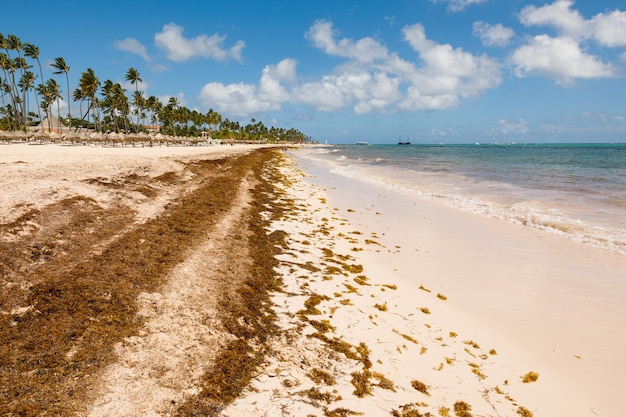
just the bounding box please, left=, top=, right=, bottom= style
left=224, top=151, right=625, bottom=417
left=2, top=142, right=624, bottom=416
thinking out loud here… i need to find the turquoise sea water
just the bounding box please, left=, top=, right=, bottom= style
left=296, top=143, right=626, bottom=255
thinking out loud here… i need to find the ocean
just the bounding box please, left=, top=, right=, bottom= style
left=295, top=143, right=626, bottom=256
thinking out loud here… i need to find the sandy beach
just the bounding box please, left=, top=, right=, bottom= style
left=1, top=143, right=624, bottom=416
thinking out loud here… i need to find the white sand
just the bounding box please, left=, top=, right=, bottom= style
left=3, top=143, right=623, bottom=416
left=224, top=151, right=625, bottom=417
left=0, top=142, right=263, bottom=225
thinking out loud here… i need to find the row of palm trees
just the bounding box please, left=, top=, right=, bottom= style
left=0, top=33, right=312, bottom=143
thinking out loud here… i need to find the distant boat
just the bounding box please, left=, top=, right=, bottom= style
left=355, top=141, right=369, bottom=145
left=397, top=137, right=411, bottom=145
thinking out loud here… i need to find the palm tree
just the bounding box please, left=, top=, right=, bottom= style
left=0, top=52, right=19, bottom=129
left=51, top=57, right=71, bottom=128
left=1, top=77, right=15, bottom=130
left=125, top=67, right=142, bottom=130
left=45, top=78, right=62, bottom=132
left=14, top=56, right=31, bottom=129
left=112, top=82, right=129, bottom=133
left=18, top=70, right=36, bottom=127
left=131, top=90, right=145, bottom=130
left=145, top=95, right=161, bottom=132
left=72, top=87, right=85, bottom=132
left=7, top=35, right=27, bottom=129
left=24, top=43, right=45, bottom=129
left=77, top=68, right=100, bottom=131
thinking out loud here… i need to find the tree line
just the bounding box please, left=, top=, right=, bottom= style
left=0, top=33, right=311, bottom=143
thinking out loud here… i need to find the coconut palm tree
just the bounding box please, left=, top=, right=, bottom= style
left=7, top=35, right=28, bottom=129
left=51, top=57, right=71, bottom=128
left=77, top=68, right=100, bottom=131
left=45, top=78, right=62, bottom=132
left=145, top=95, right=161, bottom=131
left=125, top=67, right=142, bottom=130
left=24, top=43, right=45, bottom=128
left=0, top=53, right=19, bottom=129
left=72, top=87, right=85, bottom=132
left=112, top=82, right=129, bottom=133
left=18, top=70, right=36, bottom=127
left=131, top=90, right=145, bottom=130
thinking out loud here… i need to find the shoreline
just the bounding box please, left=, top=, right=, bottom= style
left=285, top=150, right=626, bottom=416
left=1, top=143, right=624, bottom=416
left=227, top=149, right=625, bottom=416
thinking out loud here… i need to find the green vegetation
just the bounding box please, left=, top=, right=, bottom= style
left=0, top=33, right=312, bottom=143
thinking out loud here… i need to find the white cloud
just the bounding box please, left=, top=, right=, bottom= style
left=198, top=21, right=502, bottom=117
left=259, top=58, right=297, bottom=103
left=472, top=21, right=515, bottom=47
left=519, top=0, right=586, bottom=37
left=512, top=1, right=624, bottom=83
left=497, top=118, right=529, bottom=135
left=293, top=70, right=402, bottom=114
left=114, top=38, right=151, bottom=61
left=198, top=59, right=295, bottom=116
left=158, top=93, right=187, bottom=108
left=305, top=19, right=389, bottom=63
left=121, top=79, right=150, bottom=92
left=519, top=0, right=626, bottom=46
left=402, top=24, right=502, bottom=103
left=154, top=23, right=245, bottom=62
left=510, top=35, right=614, bottom=84
left=574, top=110, right=625, bottom=123
left=431, top=0, right=489, bottom=13
left=589, top=10, right=626, bottom=47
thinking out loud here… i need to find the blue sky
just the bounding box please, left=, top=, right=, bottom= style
left=3, top=0, right=626, bottom=143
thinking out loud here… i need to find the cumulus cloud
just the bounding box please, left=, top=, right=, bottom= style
left=259, top=58, right=297, bottom=103
left=519, top=0, right=626, bottom=45
left=114, top=37, right=151, bottom=61
left=154, top=23, right=245, bottom=62
left=510, top=35, right=614, bottom=84
left=472, top=21, right=515, bottom=47
left=295, top=21, right=501, bottom=113
left=199, top=20, right=502, bottom=117
left=589, top=10, right=626, bottom=47
left=512, top=0, right=621, bottom=83
left=293, top=70, right=402, bottom=114
left=198, top=82, right=275, bottom=116
left=198, top=58, right=296, bottom=116
left=401, top=23, right=502, bottom=106
left=519, top=0, right=586, bottom=37
left=305, top=19, right=389, bottom=63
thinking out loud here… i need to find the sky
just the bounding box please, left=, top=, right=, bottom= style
left=3, top=0, right=626, bottom=144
